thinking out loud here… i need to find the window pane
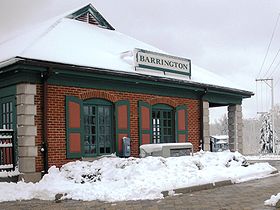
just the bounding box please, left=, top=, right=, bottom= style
left=91, top=135, right=96, bottom=145
left=168, top=120, right=171, bottom=127
left=3, top=114, right=6, bottom=124
left=84, top=147, right=90, bottom=154
left=93, top=116, right=96, bottom=124
left=168, top=112, right=171, bottom=118
left=99, top=135, right=104, bottom=144
left=90, top=145, right=96, bottom=154
left=5, top=103, right=8, bottom=112
left=105, top=126, right=110, bottom=134
left=84, top=136, right=90, bottom=144
left=83, top=106, right=89, bottom=114
left=99, top=126, right=104, bottom=134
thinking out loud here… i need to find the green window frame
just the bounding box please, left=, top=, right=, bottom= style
left=83, top=99, right=114, bottom=157
left=0, top=96, right=16, bottom=130
left=152, top=104, right=175, bottom=144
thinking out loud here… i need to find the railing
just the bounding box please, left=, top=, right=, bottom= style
left=0, top=129, right=15, bottom=171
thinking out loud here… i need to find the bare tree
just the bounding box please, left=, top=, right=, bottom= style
left=210, top=114, right=228, bottom=135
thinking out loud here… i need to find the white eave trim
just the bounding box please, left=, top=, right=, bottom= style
left=0, top=57, right=23, bottom=69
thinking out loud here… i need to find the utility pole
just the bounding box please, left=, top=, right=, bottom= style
left=256, top=78, right=275, bottom=153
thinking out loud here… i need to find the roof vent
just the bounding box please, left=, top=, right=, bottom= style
left=75, top=12, right=99, bottom=26
left=67, top=4, right=115, bottom=30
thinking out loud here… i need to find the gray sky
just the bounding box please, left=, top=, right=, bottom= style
left=1, top=0, right=280, bottom=121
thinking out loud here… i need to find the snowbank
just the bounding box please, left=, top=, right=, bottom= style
left=264, top=193, right=280, bottom=207
left=0, top=151, right=276, bottom=202
left=0, top=168, right=20, bottom=178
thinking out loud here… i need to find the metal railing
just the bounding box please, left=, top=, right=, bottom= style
left=0, top=129, right=15, bottom=171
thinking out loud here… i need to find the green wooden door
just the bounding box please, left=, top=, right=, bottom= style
left=83, top=99, right=113, bottom=156
left=152, top=105, right=175, bottom=144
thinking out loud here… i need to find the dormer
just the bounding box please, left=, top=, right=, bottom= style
left=66, top=4, right=115, bottom=30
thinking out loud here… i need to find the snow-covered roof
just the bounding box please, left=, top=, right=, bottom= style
left=0, top=4, right=251, bottom=93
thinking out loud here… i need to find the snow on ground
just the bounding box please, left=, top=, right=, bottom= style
left=0, top=168, right=20, bottom=178
left=264, top=193, right=280, bottom=207
left=245, top=154, right=280, bottom=161
left=0, top=151, right=276, bottom=202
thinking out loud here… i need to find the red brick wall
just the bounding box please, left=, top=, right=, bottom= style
left=35, top=84, right=201, bottom=171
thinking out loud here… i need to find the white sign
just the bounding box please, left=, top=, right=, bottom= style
left=134, top=48, right=191, bottom=76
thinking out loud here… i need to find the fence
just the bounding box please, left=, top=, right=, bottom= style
left=0, top=129, right=15, bottom=171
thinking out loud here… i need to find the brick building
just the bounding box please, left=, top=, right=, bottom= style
left=0, top=4, right=253, bottom=182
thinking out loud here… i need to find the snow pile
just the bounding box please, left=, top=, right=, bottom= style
left=0, top=151, right=276, bottom=202
left=264, top=193, right=280, bottom=207
left=0, top=167, right=20, bottom=178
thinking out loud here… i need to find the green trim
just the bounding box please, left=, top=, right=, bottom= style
left=115, top=100, right=130, bottom=156
left=0, top=71, right=40, bottom=89
left=84, top=98, right=112, bottom=106
left=138, top=64, right=190, bottom=76
left=175, top=105, right=188, bottom=142
left=152, top=103, right=173, bottom=110
left=0, top=85, right=16, bottom=99
left=50, top=74, right=201, bottom=99
left=138, top=101, right=152, bottom=147
left=204, top=93, right=242, bottom=105
left=66, top=96, right=83, bottom=158
left=0, top=61, right=252, bottom=106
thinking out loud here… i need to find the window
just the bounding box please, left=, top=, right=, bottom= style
left=0, top=99, right=14, bottom=130
left=152, top=104, right=175, bottom=144
left=66, top=96, right=130, bottom=158
left=83, top=99, right=113, bottom=156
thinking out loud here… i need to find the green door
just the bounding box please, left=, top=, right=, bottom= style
left=83, top=99, right=113, bottom=156
left=152, top=105, right=174, bottom=144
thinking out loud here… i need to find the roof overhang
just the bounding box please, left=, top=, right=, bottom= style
left=0, top=57, right=254, bottom=105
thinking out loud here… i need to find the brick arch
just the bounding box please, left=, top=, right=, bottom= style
left=79, top=90, right=118, bottom=102
left=148, top=97, right=177, bottom=108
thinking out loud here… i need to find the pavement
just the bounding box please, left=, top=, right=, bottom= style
left=0, top=160, right=280, bottom=210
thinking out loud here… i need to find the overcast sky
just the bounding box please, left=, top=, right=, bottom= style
left=1, top=0, right=280, bottom=122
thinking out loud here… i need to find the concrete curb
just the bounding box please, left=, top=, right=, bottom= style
left=270, top=169, right=279, bottom=175
left=162, top=180, right=232, bottom=197
left=162, top=170, right=279, bottom=197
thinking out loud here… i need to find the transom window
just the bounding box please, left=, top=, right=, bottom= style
left=152, top=104, right=175, bottom=144
left=83, top=99, right=113, bottom=156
